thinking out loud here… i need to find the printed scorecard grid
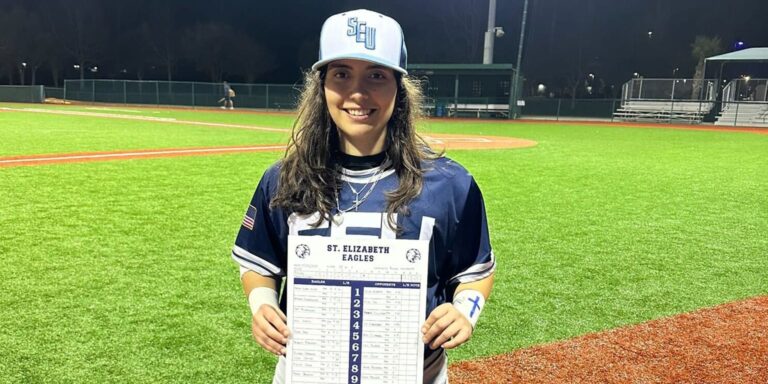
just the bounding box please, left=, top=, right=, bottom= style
left=286, top=236, right=428, bottom=384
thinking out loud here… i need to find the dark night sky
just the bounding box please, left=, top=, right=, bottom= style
left=1, top=0, right=767, bottom=89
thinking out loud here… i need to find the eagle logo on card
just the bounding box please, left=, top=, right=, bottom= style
left=405, top=248, right=421, bottom=263
left=241, top=205, right=256, bottom=230
left=295, top=244, right=310, bottom=259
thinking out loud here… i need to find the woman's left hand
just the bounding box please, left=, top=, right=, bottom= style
left=421, top=303, right=473, bottom=350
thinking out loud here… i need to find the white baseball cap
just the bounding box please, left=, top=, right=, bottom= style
left=312, top=9, right=408, bottom=75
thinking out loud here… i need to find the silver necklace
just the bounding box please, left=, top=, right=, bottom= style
left=334, top=165, right=386, bottom=224
left=347, top=177, right=375, bottom=208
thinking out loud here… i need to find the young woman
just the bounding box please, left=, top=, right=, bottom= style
left=233, top=9, right=495, bottom=383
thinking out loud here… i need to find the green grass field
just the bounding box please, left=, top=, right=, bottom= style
left=1, top=103, right=767, bottom=383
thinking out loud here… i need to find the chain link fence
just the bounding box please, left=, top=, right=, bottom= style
left=63, top=80, right=301, bottom=110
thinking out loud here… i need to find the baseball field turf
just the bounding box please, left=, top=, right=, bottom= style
left=1, top=103, right=766, bottom=383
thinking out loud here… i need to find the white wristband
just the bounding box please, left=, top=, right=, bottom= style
left=248, top=287, right=279, bottom=316
left=452, top=289, right=486, bottom=328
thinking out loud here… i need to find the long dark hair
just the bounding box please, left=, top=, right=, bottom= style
left=270, top=67, right=438, bottom=229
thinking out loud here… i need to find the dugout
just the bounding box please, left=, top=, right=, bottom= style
left=705, top=47, right=768, bottom=104
left=408, top=64, right=520, bottom=118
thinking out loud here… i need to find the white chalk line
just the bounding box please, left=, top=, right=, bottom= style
left=0, top=107, right=289, bottom=133
left=0, top=146, right=286, bottom=165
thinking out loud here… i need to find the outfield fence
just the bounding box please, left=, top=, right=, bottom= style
left=14, top=79, right=764, bottom=124
left=0, top=85, right=45, bottom=103
left=63, top=80, right=301, bottom=110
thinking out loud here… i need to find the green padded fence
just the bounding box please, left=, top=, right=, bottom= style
left=64, top=80, right=301, bottom=110
left=0, top=85, right=44, bottom=103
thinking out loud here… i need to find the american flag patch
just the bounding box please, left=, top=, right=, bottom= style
left=242, top=204, right=257, bottom=230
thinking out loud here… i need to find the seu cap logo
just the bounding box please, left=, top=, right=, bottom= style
left=313, top=9, right=408, bottom=74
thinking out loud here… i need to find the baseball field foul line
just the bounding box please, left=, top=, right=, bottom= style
left=0, top=107, right=290, bottom=133
left=0, top=145, right=287, bottom=167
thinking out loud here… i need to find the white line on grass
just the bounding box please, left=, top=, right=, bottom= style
left=0, top=107, right=289, bottom=133
left=0, top=146, right=286, bottom=165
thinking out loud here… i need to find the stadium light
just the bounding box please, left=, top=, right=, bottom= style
left=647, top=31, right=653, bottom=39
left=73, top=64, right=80, bottom=69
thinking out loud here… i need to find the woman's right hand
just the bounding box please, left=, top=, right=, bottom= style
left=251, top=304, right=291, bottom=356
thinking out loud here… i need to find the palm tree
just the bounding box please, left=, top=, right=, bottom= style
left=690, top=36, right=722, bottom=100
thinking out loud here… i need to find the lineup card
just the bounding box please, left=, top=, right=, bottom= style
left=286, top=235, right=429, bottom=384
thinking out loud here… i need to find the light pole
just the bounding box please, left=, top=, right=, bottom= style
left=482, top=0, right=504, bottom=64
left=510, top=0, right=530, bottom=118
left=20, top=62, right=27, bottom=85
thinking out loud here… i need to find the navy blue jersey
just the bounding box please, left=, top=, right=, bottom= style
left=232, top=156, right=495, bottom=359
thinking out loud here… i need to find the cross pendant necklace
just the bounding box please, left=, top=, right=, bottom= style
left=334, top=158, right=388, bottom=225
left=348, top=183, right=364, bottom=211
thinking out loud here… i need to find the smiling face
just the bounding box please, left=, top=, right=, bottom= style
left=323, top=59, right=398, bottom=156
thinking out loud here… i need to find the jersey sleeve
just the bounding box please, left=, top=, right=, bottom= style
left=447, top=177, right=495, bottom=286
left=231, top=165, right=287, bottom=277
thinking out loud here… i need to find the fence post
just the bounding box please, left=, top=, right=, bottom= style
left=63, top=80, right=68, bottom=102
left=556, top=99, right=561, bottom=121
left=266, top=85, right=270, bottom=109
left=123, top=80, right=127, bottom=104
left=192, top=83, right=196, bottom=108
left=670, top=79, right=676, bottom=101
left=610, top=99, right=616, bottom=122
left=155, top=81, right=160, bottom=106
left=733, top=101, right=739, bottom=127
left=697, top=99, right=703, bottom=124
left=764, top=80, right=768, bottom=102
left=669, top=98, right=675, bottom=123
left=92, top=80, right=96, bottom=102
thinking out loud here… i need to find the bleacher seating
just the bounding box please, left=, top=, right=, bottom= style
left=715, top=103, right=768, bottom=127
left=613, top=100, right=713, bottom=123
left=425, top=103, right=510, bottom=118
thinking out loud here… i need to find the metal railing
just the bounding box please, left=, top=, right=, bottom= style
left=722, top=78, right=768, bottom=111
left=620, top=78, right=716, bottom=103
